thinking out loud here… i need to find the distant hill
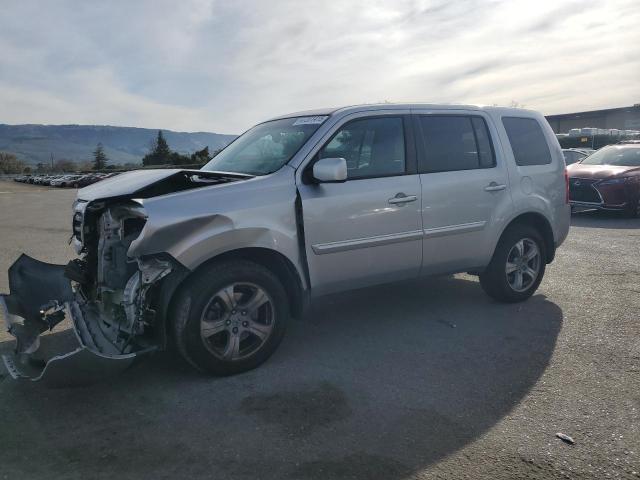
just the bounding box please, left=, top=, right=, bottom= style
left=0, top=124, right=237, bottom=165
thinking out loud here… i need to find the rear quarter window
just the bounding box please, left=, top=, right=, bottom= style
left=502, top=117, right=552, bottom=166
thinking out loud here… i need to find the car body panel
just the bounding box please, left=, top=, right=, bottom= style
left=78, top=169, right=197, bottom=201
left=412, top=108, right=514, bottom=274
left=494, top=109, right=570, bottom=249
left=294, top=108, right=423, bottom=296
left=127, top=167, right=308, bottom=287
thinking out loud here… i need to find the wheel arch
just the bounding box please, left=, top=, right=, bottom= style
left=157, top=247, right=308, bottom=348
left=496, top=212, right=556, bottom=263
left=196, top=247, right=308, bottom=320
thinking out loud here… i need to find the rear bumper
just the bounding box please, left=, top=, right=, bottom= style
left=1, top=255, right=155, bottom=387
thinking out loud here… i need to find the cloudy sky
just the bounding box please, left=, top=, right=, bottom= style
left=1, top=0, right=638, bottom=134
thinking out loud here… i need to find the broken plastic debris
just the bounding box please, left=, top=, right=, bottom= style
left=556, top=432, right=575, bottom=445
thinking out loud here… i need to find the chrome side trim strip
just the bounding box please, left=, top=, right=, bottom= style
left=312, top=221, right=487, bottom=255
left=312, top=230, right=423, bottom=255
left=423, top=221, right=486, bottom=239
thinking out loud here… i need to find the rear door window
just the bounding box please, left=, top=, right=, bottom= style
left=417, top=115, right=496, bottom=173
left=502, top=117, right=552, bottom=166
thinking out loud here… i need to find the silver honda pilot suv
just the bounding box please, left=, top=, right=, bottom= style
left=1, top=104, right=570, bottom=385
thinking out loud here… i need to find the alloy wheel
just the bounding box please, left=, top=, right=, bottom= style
left=200, top=282, right=275, bottom=361
left=505, top=238, right=541, bottom=292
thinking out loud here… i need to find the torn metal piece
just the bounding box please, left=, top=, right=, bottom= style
left=138, top=257, right=172, bottom=285
left=1, top=255, right=156, bottom=386
left=40, top=300, right=66, bottom=330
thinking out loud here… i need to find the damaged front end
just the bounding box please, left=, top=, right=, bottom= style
left=2, top=169, right=251, bottom=386
left=1, top=201, right=173, bottom=386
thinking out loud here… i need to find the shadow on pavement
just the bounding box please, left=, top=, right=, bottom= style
left=571, top=209, right=640, bottom=229
left=0, top=275, right=563, bottom=480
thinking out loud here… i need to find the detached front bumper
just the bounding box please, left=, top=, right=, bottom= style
left=1, top=255, right=154, bottom=387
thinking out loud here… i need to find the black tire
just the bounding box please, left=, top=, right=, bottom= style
left=479, top=224, right=546, bottom=303
left=172, top=260, right=290, bottom=375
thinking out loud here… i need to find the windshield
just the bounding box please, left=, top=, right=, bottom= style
left=580, top=146, right=640, bottom=167
left=202, top=116, right=328, bottom=175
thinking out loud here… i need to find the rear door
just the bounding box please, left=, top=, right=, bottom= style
left=297, top=112, right=423, bottom=295
left=414, top=111, right=513, bottom=275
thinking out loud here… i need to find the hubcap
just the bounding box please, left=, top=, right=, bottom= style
left=505, top=238, right=541, bottom=292
left=200, top=282, right=274, bottom=361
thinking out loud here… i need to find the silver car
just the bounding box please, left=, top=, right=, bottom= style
left=1, top=104, right=570, bottom=385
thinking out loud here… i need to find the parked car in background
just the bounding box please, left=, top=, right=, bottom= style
left=14, top=172, right=125, bottom=188
left=71, top=174, right=99, bottom=188
left=1, top=104, right=570, bottom=385
left=568, top=144, right=640, bottom=216
left=41, top=175, right=63, bottom=186
left=50, top=175, right=81, bottom=187
left=562, top=148, right=590, bottom=165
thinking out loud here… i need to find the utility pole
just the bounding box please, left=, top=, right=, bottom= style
left=50, top=153, right=54, bottom=172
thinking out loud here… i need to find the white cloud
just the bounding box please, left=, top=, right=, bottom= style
left=0, top=0, right=638, bottom=133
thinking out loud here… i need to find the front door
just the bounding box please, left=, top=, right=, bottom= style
left=297, top=114, right=423, bottom=296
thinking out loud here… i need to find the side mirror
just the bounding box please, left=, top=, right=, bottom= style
left=313, top=157, right=348, bottom=183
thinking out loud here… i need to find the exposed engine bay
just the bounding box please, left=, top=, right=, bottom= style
left=1, top=169, right=250, bottom=386
left=68, top=200, right=169, bottom=351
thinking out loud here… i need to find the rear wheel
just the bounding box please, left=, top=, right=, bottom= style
left=173, top=260, right=290, bottom=375
left=479, top=224, right=546, bottom=303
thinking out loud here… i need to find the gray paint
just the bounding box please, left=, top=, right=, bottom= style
left=78, top=103, right=569, bottom=297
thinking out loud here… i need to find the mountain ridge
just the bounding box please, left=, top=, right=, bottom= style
left=0, top=124, right=237, bottom=165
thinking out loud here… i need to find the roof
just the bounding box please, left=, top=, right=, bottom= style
left=267, top=103, right=538, bottom=122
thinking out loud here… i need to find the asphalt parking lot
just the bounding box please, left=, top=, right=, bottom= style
left=0, top=180, right=639, bottom=480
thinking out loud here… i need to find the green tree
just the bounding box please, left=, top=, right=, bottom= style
left=190, top=146, right=211, bottom=165
left=142, top=131, right=172, bottom=166
left=93, top=143, right=108, bottom=170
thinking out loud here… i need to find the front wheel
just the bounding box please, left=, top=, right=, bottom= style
left=173, top=260, right=290, bottom=375
left=479, top=225, right=546, bottom=303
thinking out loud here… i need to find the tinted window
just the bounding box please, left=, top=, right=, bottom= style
left=319, top=117, right=405, bottom=179
left=418, top=116, right=495, bottom=172
left=502, top=117, right=552, bottom=166
left=472, top=117, right=496, bottom=168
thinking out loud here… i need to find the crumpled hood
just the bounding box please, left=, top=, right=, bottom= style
left=77, top=169, right=251, bottom=202
left=566, top=163, right=640, bottom=180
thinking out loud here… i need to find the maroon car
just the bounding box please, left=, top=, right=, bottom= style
left=567, top=145, right=640, bottom=217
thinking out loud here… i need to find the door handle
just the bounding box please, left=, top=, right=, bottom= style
left=388, top=193, right=417, bottom=205
left=484, top=182, right=507, bottom=192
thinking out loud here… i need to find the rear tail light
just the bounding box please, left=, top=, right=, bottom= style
left=564, top=168, right=569, bottom=204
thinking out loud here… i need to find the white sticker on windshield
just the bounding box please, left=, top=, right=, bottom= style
left=292, top=116, right=328, bottom=126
